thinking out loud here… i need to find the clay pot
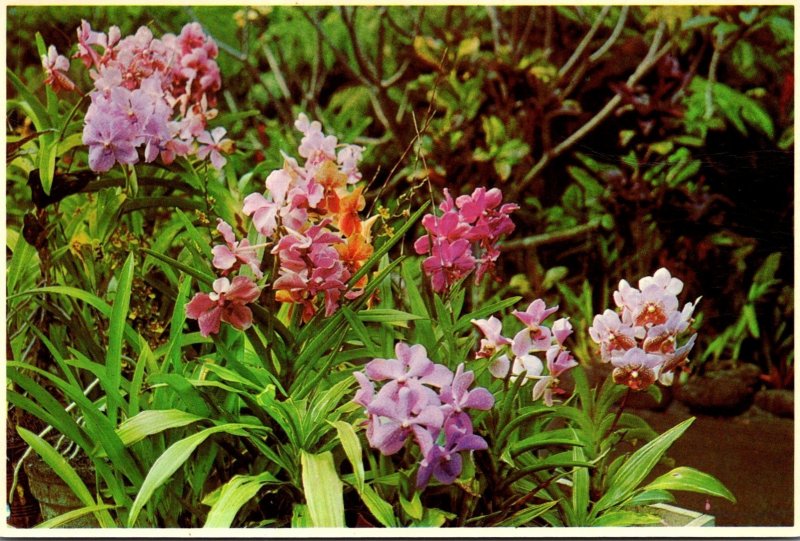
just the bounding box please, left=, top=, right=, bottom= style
left=6, top=422, right=41, bottom=528
left=23, top=453, right=99, bottom=528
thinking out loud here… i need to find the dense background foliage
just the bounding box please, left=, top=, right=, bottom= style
left=8, top=5, right=793, bottom=378
left=5, top=4, right=793, bottom=528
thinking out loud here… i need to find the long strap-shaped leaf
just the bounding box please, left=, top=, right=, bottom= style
left=107, top=253, right=134, bottom=427
left=300, top=450, right=345, bottom=527
left=127, top=423, right=263, bottom=526
left=592, top=417, right=695, bottom=516
left=202, top=472, right=281, bottom=528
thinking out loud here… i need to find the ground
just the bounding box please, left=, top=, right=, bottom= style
left=631, top=401, right=794, bottom=527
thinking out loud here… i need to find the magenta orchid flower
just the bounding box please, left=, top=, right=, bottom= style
left=416, top=413, right=487, bottom=489
left=185, top=276, right=260, bottom=337
left=211, top=219, right=264, bottom=279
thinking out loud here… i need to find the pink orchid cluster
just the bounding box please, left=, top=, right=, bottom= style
left=472, top=299, right=578, bottom=406
left=589, top=268, right=700, bottom=391
left=46, top=20, right=229, bottom=172
left=241, top=114, right=374, bottom=322
left=185, top=276, right=260, bottom=337
left=185, top=114, right=373, bottom=335
left=414, top=187, right=518, bottom=293
left=353, top=342, right=494, bottom=489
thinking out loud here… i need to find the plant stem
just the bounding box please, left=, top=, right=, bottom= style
left=608, top=387, right=631, bottom=435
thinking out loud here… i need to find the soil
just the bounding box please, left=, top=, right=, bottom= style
left=630, top=399, right=794, bottom=527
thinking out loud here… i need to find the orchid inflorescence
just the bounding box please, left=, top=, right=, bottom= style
left=414, top=187, right=518, bottom=293
left=353, top=342, right=494, bottom=489
left=186, top=114, right=375, bottom=335
left=472, top=299, right=578, bottom=406
left=44, top=20, right=230, bottom=172
left=589, top=267, right=700, bottom=391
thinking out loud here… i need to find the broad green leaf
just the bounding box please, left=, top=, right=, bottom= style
left=300, top=450, right=345, bottom=527
left=399, top=492, right=423, bottom=521
left=332, top=421, right=365, bottom=492
left=203, top=472, right=279, bottom=528
left=591, top=510, right=662, bottom=526
left=593, top=417, right=695, bottom=514
left=291, top=503, right=312, bottom=527
left=626, top=489, right=676, bottom=507
left=116, top=410, right=205, bottom=447
left=359, top=485, right=398, bottom=527
left=34, top=504, right=117, bottom=528
left=571, top=438, right=590, bottom=523
left=127, top=423, right=255, bottom=526
left=642, top=466, right=736, bottom=503
left=17, top=427, right=116, bottom=528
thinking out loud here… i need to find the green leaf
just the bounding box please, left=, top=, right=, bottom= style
left=107, top=253, right=135, bottom=426
left=497, top=501, right=558, bottom=526
left=626, top=489, right=676, bottom=507
left=34, top=504, right=117, bottom=528
left=117, top=410, right=206, bottom=447
left=128, top=423, right=255, bottom=526
left=332, top=421, right=365, bottom=492
left=571, top=439, right=590, bottom=523
left=399, top=492, right=423, bottom=521
left=6, top=68, right=50, bottom=131
left=359, top=485, right=398, bottom=527
left=357, top=308, right=424, bottom=324
left=642, top=466, right=736, bottom=503
left=591, top=510, right=662, bottom=526
left=510, top=428, right=582, bottom=458
left=17, top=427, right=116, bottom=527
left=141, top=248, right=215, bottom=286
left=593, top=417, right=695, bottom=515
left=454, top=296, right=522, bottom=332
left=203, top=472, right=279, bottom=528
left=300, top=450, right=345, bottom=527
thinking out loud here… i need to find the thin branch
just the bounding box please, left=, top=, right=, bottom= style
left=499, top=220, right=600, bottom=252
left=486, top=6, right=503, bottom=54
left=512, top=7, right=536, bottom=65
left=511, top=21, right=671, bottom=199
left=558, top=6, right=610, bottom=79
left=261, top=43, right=291, bottom=100
left=300, top=8, right=373, bottom=88
left=340, top=6, right=378, bottom=84
left=589, top=6, right=629, bottom=62
left=705, top=45, right=722, bottom=120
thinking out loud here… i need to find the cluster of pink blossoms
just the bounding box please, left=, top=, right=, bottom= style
left=44, top=20, right=229, bottom=173
left=186, top=114, right=374, bottom=335
left=242, top=114, right=374, bottom=322
left=589, top=268, right=699, bottom=391
left=353, top=342, right=493, bottom=489
left=472, top=300, right=578, bottom=405
left=414, top=188, right=517, bottom=293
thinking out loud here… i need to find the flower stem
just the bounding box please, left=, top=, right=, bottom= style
left=609, top=387, right=632, bottom=435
